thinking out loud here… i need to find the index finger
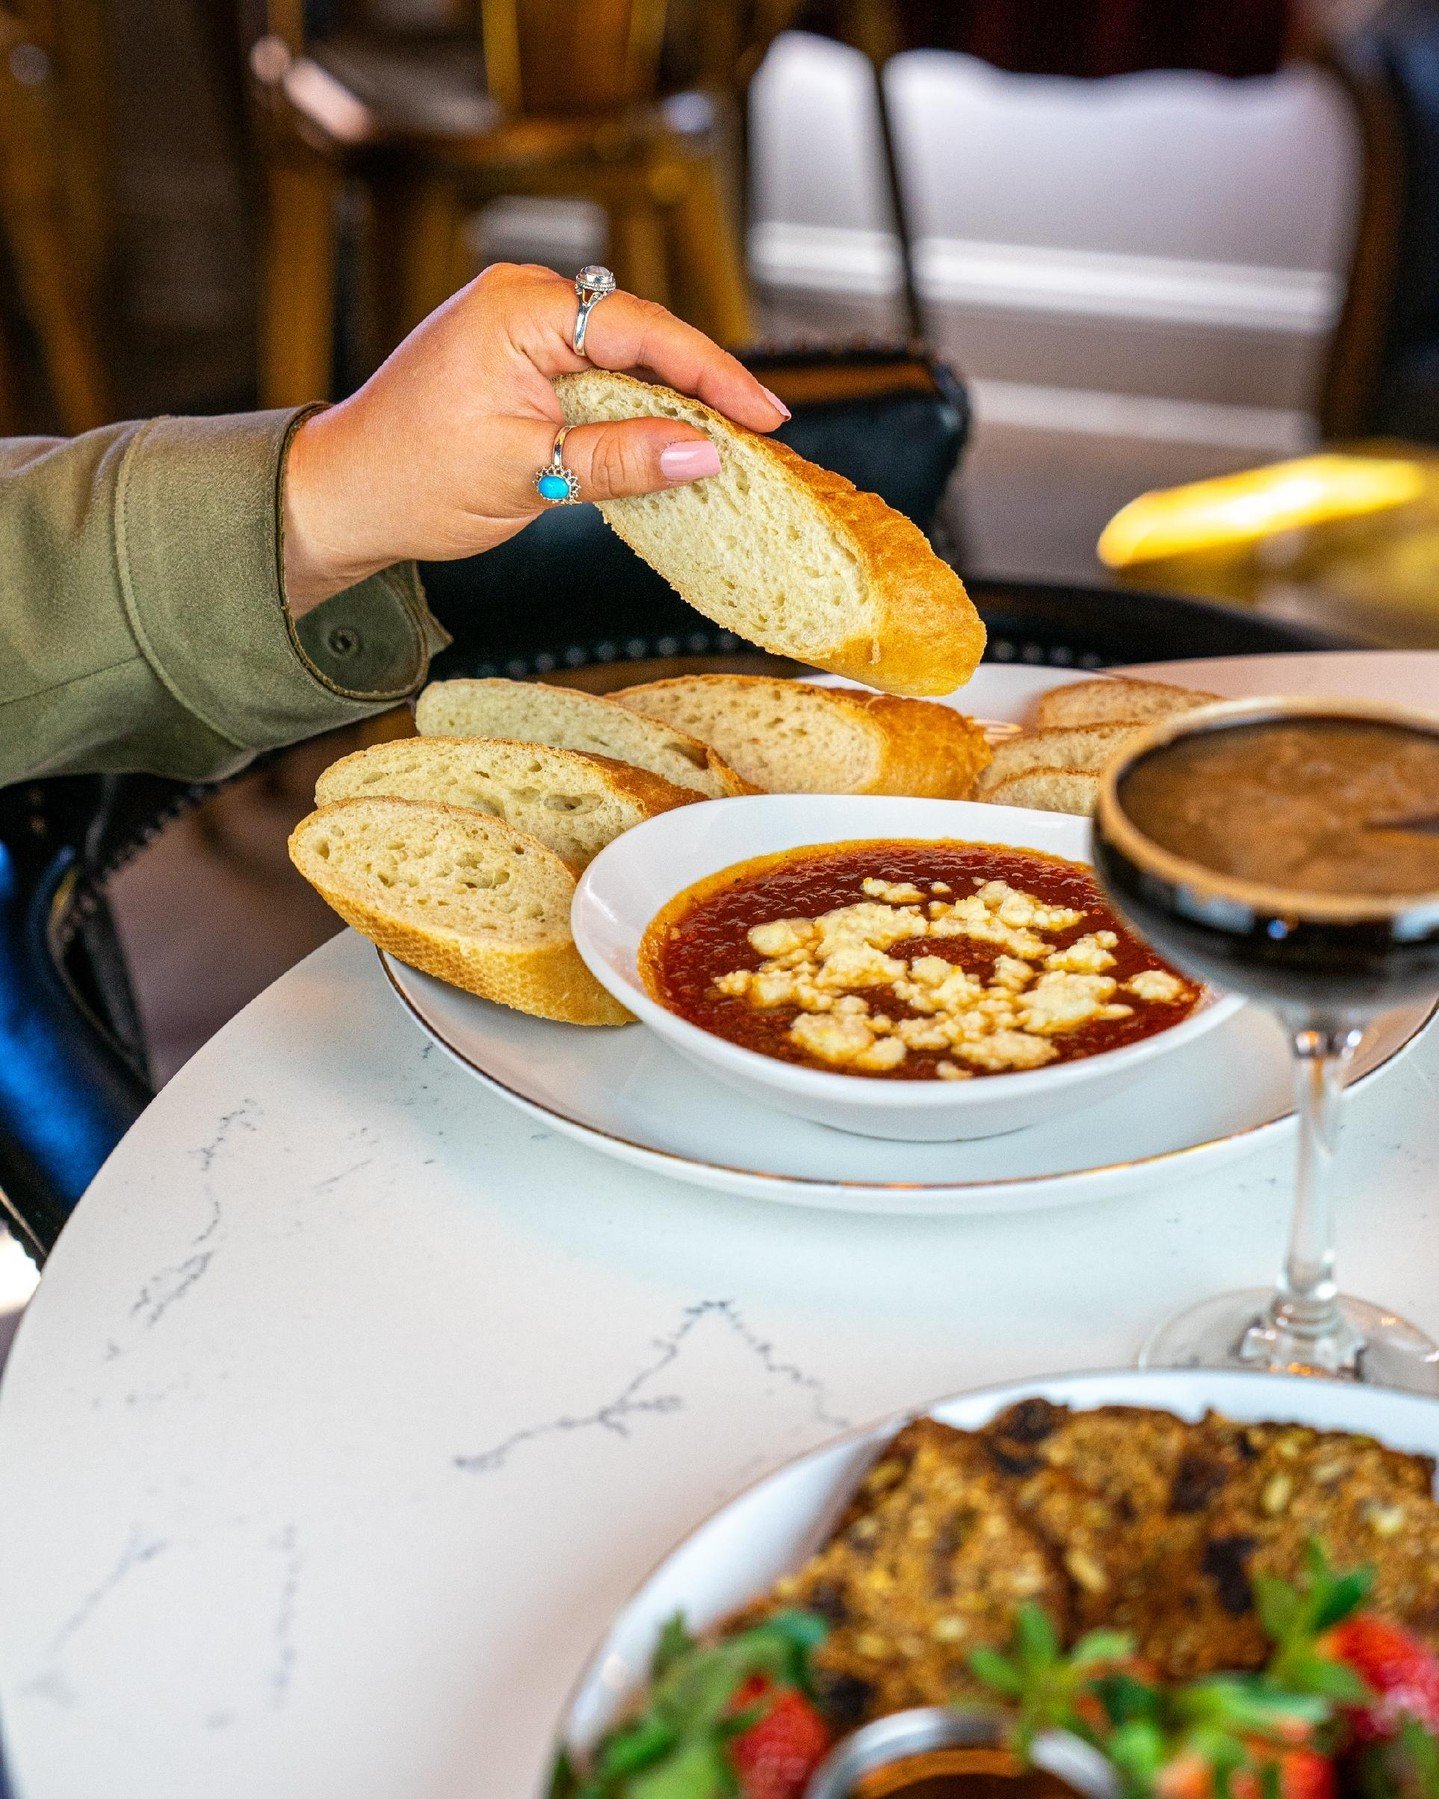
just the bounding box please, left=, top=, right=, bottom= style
left=524, top=271, right=787, bottom=433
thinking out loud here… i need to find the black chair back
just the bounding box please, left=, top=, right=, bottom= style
left=0, top=779, right=155, bottom=1260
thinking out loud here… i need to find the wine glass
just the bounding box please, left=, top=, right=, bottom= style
left=1091, top=696, right=1439, bottom=1392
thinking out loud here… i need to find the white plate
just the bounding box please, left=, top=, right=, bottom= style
left=382, top=954, right=1429, bottom=1214
left=571, top=795, right=1242, bottom=1141
left=554, top=1367, right=1439, bottom=1768
left=810, top=650, right=1439, bottom=723
left=377, top=654, right=1438, bottom=1214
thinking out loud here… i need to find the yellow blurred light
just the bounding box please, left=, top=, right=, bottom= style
left=1097, top=455, right=1426, bottom=568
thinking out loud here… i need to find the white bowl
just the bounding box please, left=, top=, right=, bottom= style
left=571, top=795, right=1243, bottom=1141
left=550, top=1367, right=1439, bottom=1777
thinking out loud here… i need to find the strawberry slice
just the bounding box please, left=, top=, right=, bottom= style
left=1260, top=1747, right=1338, bottom=1799
left=728, top=1677, right=832, bottom=1799
left=1158, top=1745, right=1334, bottom=1799
left=1326, top=1615, right=1439, bottom=1744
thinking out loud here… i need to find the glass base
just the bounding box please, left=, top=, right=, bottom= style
left=1140, top=1288, right=1439, bottom=1394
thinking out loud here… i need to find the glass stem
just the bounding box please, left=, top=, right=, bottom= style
left=1270, top=1020, right=1364, bottom=1339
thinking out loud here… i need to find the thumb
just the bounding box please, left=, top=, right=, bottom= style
left=539, top=416, right=722, bottom=504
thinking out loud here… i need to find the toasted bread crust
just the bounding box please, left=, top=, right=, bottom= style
left=556, top=372, right=984, bottom=698
left=613, top=675, right=991, bottom=797
left=982, top=767, right=1100, bottom=815
left=288, top=800, right=631, bottom=1026
left=318, top=739, right=697, bottom=821
left=415, top=678, right=750, bottom=798
left=302, top=869, right=631, bottom=1024
left=1033, top=676, right=1220, bottom=731
left=759, top=440, right=986, bottom=696
left=858, top=693, right=992, bottom=797
left=975, top=724, right=1140, bottom=793
left=314, top=736, right=699, bottom=870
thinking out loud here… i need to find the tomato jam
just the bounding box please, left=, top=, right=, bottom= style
left=640, top=838, right=1199, bottom=1081
left=851, top=1748, right=1082, bottom=1798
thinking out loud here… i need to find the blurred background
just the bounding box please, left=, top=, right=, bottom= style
left=7, top=0, right=1421, bottom=585
left=6, top=0, right=1439, bottom=1092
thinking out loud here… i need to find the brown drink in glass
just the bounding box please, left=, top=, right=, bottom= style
left=1092, top=697, right=1439, bottom=1391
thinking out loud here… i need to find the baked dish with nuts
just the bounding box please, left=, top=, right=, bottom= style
left=559, top=1402, right=1439, bottom=1799
left=639, top=841, right=1200, bottom=1080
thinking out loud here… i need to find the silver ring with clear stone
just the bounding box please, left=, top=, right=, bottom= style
left=534, top=425, right=581, bottom=505
left=572, top=264, right=617, bottom=358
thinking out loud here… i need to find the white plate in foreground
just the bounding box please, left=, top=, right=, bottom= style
left=554, top=1367, right=1439, bottom=1768
left=381, top=953, right=1430, bottom=1214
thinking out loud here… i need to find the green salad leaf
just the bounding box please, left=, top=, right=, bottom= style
left=567, top=1610, right=828, bottom=1799
left=967, top=1541, right=1399, bottom=1798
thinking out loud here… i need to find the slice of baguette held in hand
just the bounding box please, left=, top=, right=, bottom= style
left=314, top=736, right=697, bottom=870
left=612, top=674, right=991, bottom=797
left=288, top=797, right=629, bottom=1025
left=415, top=678, right=745, bottom=798
left=1033, top=676, right=1220, bottom=730
left=555, top=371, right=984, bottom=697
left=974, top=723, right=1144, bottom=794
left=982, top=769, right=1099, bottom=817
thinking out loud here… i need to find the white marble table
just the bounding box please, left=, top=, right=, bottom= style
left=2, top=658, right=1439, bottom=1799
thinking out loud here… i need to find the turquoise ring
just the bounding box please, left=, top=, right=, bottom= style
left=534, top=425, right=581, bottom=505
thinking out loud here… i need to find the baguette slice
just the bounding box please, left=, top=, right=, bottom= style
left=415, top=678, right=745, bottom=798
left=982, top=768, right=1099, bottom=817
left=288, top=797, right=629, bottom=1025
left=314, top=736, right=697, bottom=870
left=975, top=723, right=1143, bottom=794
left=1033, top=676, right=1219, bottom=731
left=611, top=674, right=991, bottom=797
left=555, top=370, right=985, bottom=697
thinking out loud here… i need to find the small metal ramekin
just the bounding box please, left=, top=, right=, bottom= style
left=804, top=1707, right=1120, bottom=1799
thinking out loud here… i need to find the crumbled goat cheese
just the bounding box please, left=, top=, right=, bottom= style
left=1043, top=931, right=1118, bottom=975
left=1125, top=968, right=1189, bottom=1004
left=747, top=917, right=815, bottom=958
left=1019, top=971, right=1132, bottom=1036
left=790, top=1012, right=908, bottom=1072
left=709, top=871, right=1181, bottom=1075
left=862, top=877, right=926, bottom=904
left=953, top=1031, right=1058, bottom=1072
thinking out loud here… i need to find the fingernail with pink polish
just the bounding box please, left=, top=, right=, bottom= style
left=660, top=440, right=721, bottom=482
left=760, top=384, right=791, bottom=420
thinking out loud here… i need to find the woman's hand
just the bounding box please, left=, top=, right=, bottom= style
left=281, top=262, right=789, bottom=616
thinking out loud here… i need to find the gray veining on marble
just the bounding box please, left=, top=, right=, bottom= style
left=268, top=1525, right=303, bottom=1709
left=455, top=1298, right=849, bottom=1474
left=106, top=1098, right=263, bottom=1355
left=23, top=1528, right=170, bottom=1706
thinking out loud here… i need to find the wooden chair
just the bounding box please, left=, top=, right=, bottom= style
left=0, top=0, right=113, bottom=431
left=251, top=0, right=758, bottom=408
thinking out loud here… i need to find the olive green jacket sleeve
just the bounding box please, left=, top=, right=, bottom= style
left=0, top=407, right=450, bottom=787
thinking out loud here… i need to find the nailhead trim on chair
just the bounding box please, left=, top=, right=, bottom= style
left=986, top=639, right=1103, bottom=668
left=475, top=628, right=745, bottom=681
left=466, top=630, right=1102, bottom=683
